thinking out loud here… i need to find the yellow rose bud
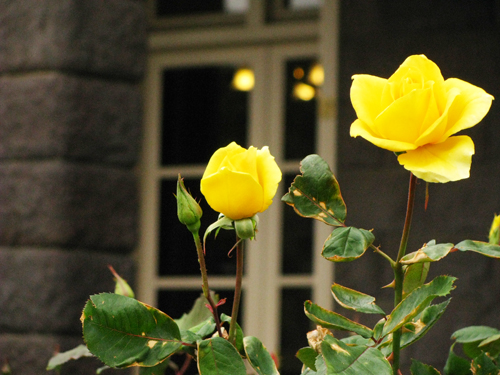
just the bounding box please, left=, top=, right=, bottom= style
left=200, top=142, right=282, bottom=220
left=489, top=214, right=500, bottom=245
left=350, top=54, right=493, bottom=183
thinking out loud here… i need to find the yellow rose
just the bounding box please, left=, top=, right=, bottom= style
left=200, top=142, right=282, bottom=220
left=350, top=54, right=493, bottom=183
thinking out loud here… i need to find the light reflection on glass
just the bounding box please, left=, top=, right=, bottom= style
left=293, top=82, right=315, bottom=101
left=232, top=68, right=255, bottom=91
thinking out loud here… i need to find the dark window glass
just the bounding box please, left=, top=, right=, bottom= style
left=156, top=1, right=224, bottom=17
left=282, top=174, right=313, bottom=274
left=161, top=66, right=248, bottom=165
left=159, top=178, right=243, bottom=276
left=280, top=287, right=312, bottom=375
left=284, top=58, right=317, bottom=160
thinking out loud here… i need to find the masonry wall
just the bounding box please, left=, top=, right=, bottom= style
left=0, top=1, right=146, bottom=373
left=336, top=0, right=500, bottom=370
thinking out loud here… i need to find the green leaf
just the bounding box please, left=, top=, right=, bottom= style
left=478, top=333, right=500, bottom=357
left=340, top=335, right=372, bottom=346
left=452, top=326, right=500, bottom=344
left=175, top=292, right=217, bottom=331
left=244, top=336, right=280, bottom=375
left=322, top=227, right=375, bottom=262
left=444, top=344, right=472, bottom=375
left=321, top=335, right=392, bottom=375
left=297, top=347, right=319, bottom=371
left=282, top=154, right=346, bottom=226
left=400, top=299, right=451, bottom=350
left=139, top=360, right=171, bottom=375
left=455, top=240, right=500, bottom=258
left=220, top=314, right=244, bottom=354
left=383, top=276, right=456, bottom=336
left=403, top=262, right=430, bottom=297
left=401, top=243, right=454, bottom=264
left=46, top=344, right=93, bottom=370
left=331, top=284, right=384, bottom=315
left=197, top=337, right=247, bottom=375
left=410, top=359, right=441, bottom=375
left=82, top=293, right=182, bottom=368
left=304, top=301, right=373, bottom=338
left=471, top=353, right=499, bottom=375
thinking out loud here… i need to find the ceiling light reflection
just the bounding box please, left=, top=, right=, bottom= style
left=232, top=68, right=255, bottom=91
left=293, top=83, right=316, bottom=101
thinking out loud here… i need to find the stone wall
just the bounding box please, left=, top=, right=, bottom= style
left=0, top=1, right=146, bottom=373
left=336, top=0, right=500, bottom=370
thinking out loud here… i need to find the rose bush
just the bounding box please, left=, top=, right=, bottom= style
left=200, top=142, right=282, bottom=220
left=350, top=54, right=493, bottom=183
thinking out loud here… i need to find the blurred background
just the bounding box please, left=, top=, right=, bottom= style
left=0, top=1, right=499, bottom=374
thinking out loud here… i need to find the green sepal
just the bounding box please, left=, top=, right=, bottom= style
left=444, top=343, right=472, bottom=375
left=234, top=215, right=258, bottom=240
left=410, top=359, right=441, bottom=375
left=331, top=283, right=385, bottom=315
left=304, top=300, right=373, bottom=338
left=203, top=215, right=234, bottom=244
left=282, top=154, right=346, bottom=226
left=197, top=337, right=247, bottom=375
left=321, top=335, right=392, bottom=375
left=382, top=276, right=456, bottom=336
left=322, top=227, right=375, bottom=262
left=297, top=347, right=319, bottom=371
left=176, top=175, right=203, bottom=234
left=401, top=243, right=454, bottom=264
left=82, top=293, right=182, bottom=368
left=454, top=240, right=500, bottom=258
left=243, top=336, right=280, bottom=375
left=46, top=344, right=93, bottom=370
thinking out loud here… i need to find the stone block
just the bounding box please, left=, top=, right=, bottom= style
left=0, top=333, right=131, bottom=375
left=0, top=0, right=146, bottom=78
left=0, top=73, right=142, bottom=165
left=0, top=161, right=137, bottom=250
left=0, top=248, right=134, bottom=334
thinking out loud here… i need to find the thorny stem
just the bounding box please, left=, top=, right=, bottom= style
left=193, top=233, right=223, bottom=337
left=228, top=237, right=244, bottom=344
left=392, top=173, right=418, bottom=375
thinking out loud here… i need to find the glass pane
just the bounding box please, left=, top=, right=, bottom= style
left=285, top=0, right=321, bottom=10
left=156, top=0, right=249, bottom=17
left=282, top=174, right=313, bottom=274
left=161, top=66, right=248, bottom=165
left=284, top=58, right=318, bottom=160
left=159, top=178, right=243, bottom=276
left=280, top=288, right=312, bottom=375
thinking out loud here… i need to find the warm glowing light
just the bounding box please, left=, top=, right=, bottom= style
left=232, top=68, right=255, bottom=91
left=293, top=83, right=315, bottom=101
left=308, top=63, right=324, bottom=86
left=293, top=67, right=305, bottom=80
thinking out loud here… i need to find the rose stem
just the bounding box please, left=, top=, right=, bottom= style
left=392, top=172, right=418, bottom=375
left=193, top=232, right=223, bottom=337
left=229, top=237, right=244, bottom=344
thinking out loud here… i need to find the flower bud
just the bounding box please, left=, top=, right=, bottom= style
left=234, top=215, right=258, bottom=240
left=489, top=214, right=500, bottom=245
left=176, top=175, right=203, bottom=234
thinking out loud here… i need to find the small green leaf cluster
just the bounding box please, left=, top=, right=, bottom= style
left=445, top=326, right=500, bottom=375
left=282, top=155, right=500, bottom=375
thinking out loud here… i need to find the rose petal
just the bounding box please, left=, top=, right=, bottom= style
left=222, top=146, right=260, bottom=184
left=350, top=74, right=388, bottom=126
left=202, top=142, right=245, bottom=179
left=200, top=168, right=264, bottom=220
left=256, top=147, right=282, bottom=212
left=397, top=136, right=475, bottom=183
left=389, top=55, right=445, bottom=87
left=373, top=87, right=433, bottom=144
left=442, top=78, right=494, bottom=138
left=350, top=119, right=417, bottom=152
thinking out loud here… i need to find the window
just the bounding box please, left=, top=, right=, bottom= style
left=139, top=2, right=339, bottom=374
